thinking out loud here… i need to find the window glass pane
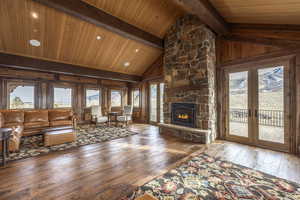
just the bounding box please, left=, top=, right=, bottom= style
left=111, top=90, right=121, bottom=107
left=54, top=88, right=72, bottom=108
left=10, top=85, right=35, bottom=109
left=160, top=83, right=164, bottom=123
left=133, top=90, right=140, bottom=107
left=229, top=71, right=248, bottom=138
left=258, top=66, right=284, bottom=144
left=86, top=89, right=100, bottom=107
left=150, top=84, right=157, bottom=122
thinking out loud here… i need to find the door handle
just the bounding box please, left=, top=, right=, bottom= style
left=255, top=110, right=258, bottom=118
left=248, top=109, right=251, bottom=117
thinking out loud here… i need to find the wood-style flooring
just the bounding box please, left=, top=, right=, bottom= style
left=0, top=124, right=299, bottom=200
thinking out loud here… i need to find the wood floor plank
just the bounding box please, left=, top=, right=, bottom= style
left=0, top=124, right=299, bottom=200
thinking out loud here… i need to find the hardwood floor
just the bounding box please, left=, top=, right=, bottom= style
left=0, top=124, right=299, bottom=200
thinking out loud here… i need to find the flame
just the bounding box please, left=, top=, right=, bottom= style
left=178, top=114, right=189, bottom=119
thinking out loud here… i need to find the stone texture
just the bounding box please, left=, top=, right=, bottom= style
left=162, top=15, right=217, bottom=143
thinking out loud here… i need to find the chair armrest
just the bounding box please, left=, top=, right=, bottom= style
left=72, top=113, right=79, bottom=129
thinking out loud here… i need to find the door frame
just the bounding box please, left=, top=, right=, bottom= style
left=221, top=55, right=296, bottom=153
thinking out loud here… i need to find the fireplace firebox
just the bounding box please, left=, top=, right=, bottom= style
left=171, top=103, right=196, bottom=128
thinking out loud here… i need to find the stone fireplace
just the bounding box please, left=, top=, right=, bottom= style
left=159, top=15, right=217, bottom=144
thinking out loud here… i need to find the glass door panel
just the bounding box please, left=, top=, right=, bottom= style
left=150, top=84, right=158, bottom=122
left=257, top=66, right=285, bottom=144
left=228, top=71, right=249, bottom=138
left=159, top=83, right=164, bottom=123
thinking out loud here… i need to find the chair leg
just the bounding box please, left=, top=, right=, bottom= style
left=2, top=140, right=6, bottom=166
left=6, top=140, right=9, bottom=157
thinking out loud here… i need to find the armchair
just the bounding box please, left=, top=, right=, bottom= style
left=117, top=105, right=133, bottom=126
left=91, top=106, right=108, bottom=125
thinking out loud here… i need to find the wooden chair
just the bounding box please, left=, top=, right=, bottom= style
left=91, top=106, right=108, bottom=125
left=117, top=105, right=133, bottom=127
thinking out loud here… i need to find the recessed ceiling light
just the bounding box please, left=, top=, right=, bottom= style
left=31, top=12, right=38, bottom=19
left=96, top=35, right=102, bottom=40
left=124, top=62, right=130, bottom=67
left=29, top=39, right=41, bottom=47
left=135, top=49, right=139, bottom=53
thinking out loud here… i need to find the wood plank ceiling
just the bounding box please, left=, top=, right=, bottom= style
left=209, top=0, right=300, bottom=25
left=0, top=0, right=184, bottom=76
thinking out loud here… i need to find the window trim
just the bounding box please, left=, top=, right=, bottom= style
left=110, top=89, right=122, bottom=108
left=85, top=87, right=101, bottom=108
left=132, top=89, right=141, bottom=108
left=53, top=86, right=73, bottom=109
left=7, top=81, right=37, bottom=110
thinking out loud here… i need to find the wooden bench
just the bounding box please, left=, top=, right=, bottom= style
left=44, top=129, right=76, bottom=146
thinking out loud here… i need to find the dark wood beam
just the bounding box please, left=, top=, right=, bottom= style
left=230, top=23, right=300, bottom=32
left=218, top=47, right=300, bottom=68
left=0, top=53, right=141, bottom=83
left=33, top=0, right=163, bottom=49
left=222, top=35, right=300, bottom=48
left=172, top=0, right=229, bottom=35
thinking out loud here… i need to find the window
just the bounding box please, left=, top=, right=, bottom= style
left=111, top=90, right=122, bottom=107
left=9, top=85, right=35, bottom=109
left=160, top=83, right=164, bottom=123
left=132, top=89, right=140, bottom=108
left=54, top=87, right=72, bottom=108
left=86, top=89, right=100, bottom=107
left=150, top=84, right=157, bottom=122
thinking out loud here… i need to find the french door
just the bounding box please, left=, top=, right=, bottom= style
left=225, top=62, right=291, bottom=152
left=149, top=82, right=164, bottom=124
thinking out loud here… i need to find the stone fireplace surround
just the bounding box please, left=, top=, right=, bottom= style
left=158, top=15, right=217, bottom=144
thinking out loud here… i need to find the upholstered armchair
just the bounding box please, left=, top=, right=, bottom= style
left=91, top=106, right=108, bottom=125
left=117, top=105, right=133, bottom=126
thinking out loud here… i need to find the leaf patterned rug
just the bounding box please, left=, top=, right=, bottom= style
left=7, top=125, right=138, bottom=161
left=122, top=153, right=300, bottom=200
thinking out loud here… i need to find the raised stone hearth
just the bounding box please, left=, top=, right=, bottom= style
left=161, top=15, right=217, bottom=144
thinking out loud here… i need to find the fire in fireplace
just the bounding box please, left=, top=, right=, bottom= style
left=171, top=103, right=196, bottom=128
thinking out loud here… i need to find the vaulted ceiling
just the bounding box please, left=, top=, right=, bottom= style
left=1, top=0, right=300, bottom=78
left=209, top=0, right=300, bottom=25
left=0, top=0, right=184, bottom=76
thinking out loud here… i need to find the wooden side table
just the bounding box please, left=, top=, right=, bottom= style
left=108, top=112, right=119, bottom=127
left=0, top=128, right=12, bottom=166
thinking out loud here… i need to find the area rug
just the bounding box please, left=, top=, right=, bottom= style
left=7, top=125, right=138, bottom=161
left=122, top=153, right=300, bottom=200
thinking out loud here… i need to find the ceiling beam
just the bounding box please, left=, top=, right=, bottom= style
left=230, top=23, right=300, bottom=32
left=222, top=35, right=300, bottom=48
left=0, top=53, right=141, bottom=83
left=172, top=0, right=229, bottom=35
left=33, top=0, right=163, bottom=49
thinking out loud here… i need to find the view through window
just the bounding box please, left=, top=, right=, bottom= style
left=133, top=90, right=140, bottom=107
left=258, top=66, right=284, bottom=144
left=160, top=83, right=164, bottom=123
left=229, top=71, right=249, bottom=138
left=111, top=90, right=122, bottom=107
left=150, top=84, right=157, bottom=122
left=54, top=87, right=72, bottom=108
left=86, top=89, right=100, bottom=107
left=9, top=85, right=35, bottom=109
